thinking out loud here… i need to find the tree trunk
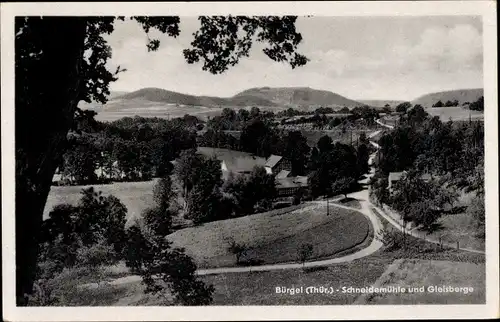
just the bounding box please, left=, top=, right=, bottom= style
left=16, top=17, right=87, bottom=305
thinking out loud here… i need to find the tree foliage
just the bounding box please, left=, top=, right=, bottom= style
left=184, top=16, right=308, bottom=74
left=395, top=102, right=412, bottom=114
left=332, top=176, right=356, bottom=199
left=297, top=243, right=314, bottom=267
left=469, top=96, right=484, bottom=111
left=16, top=14, right=307, bottom=304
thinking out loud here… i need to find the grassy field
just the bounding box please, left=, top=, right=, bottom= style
left=332, top=197, right=362, bottom=209
left=69, top=258, right=390, bottom=306
left=60, top=207, right=484, bottom=306
left=421, top=191, right=485, bottom=251
left=425, top=106, right=483, bottom=122
left=84, top=99, right=289, bottom=123
left=84, top=99, right=224, bottom=122
left=44, top=180, right=159, bottom=225
left=359, top=259, right=485, bottom=304
left=371, top=207, right=485, bottom=263
left=69, top=240, right=484, bottom=306
left=168, top=204, right=370, bottom=268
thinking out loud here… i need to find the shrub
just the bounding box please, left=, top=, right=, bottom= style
left=226, top=238, right=247, bottom=265
left=75, top=240, right=118, bottom=268
left=377, top=228, right=407, bottom=251
left=297, top=243, right=314, bottom=267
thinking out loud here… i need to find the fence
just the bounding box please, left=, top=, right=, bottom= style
left=370, top=195, right=485, bottom=255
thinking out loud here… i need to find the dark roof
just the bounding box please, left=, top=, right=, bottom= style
left=197, top=147, right=266, bottom=173
left=265, top=155, right=283, bottom=168
left=389, top=172, right=404, bottom=182
left=276, top=176, right=309, bottom=189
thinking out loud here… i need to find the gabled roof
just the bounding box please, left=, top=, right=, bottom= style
left=276, top=170, right=291, bottom=179
left=276, top=176, right=309, bottom=189
left=265, top=154, right=283, bottom=168
left=196, top=147, right=266, bottom=173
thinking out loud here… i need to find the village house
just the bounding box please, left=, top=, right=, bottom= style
left=387, top=171, right=433, bottom=191
left=275, top=175, right=309, bottom=197
left=387, top=171, right=404, bottom=191
left=196, top=147, right=267, bottom=179
left=265, top=155, right=292, bottom=175
left=196, top=147, right=308, bottom=197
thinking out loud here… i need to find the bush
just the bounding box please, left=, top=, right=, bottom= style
left=297, top=243, right=314, bottom=267
left=377, top=228, right=407, bottom=251
left=124, top=224, right=149, bottom=273
left=75, top=240, right=118, bottom=268
left=226, top=237, right=247, bottom=265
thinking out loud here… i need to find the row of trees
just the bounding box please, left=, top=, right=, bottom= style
left=58, top=116, right=199, bottom=185
left=431, top=95, right=484, bottom=111
left=206, top=106, right=273, bottom=131
left=432, top=99, right=460, bottom=107
left=60, top=103, right=380, bottom=186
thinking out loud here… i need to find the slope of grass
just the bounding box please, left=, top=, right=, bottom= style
left=371, top=207, right=485, bottom=264
left=425, top=106, right=484, bottom=122
left=420, top=191, right=485, bottom=251
left=168, top=204, right=370, bottom=268
left=411, top=88, right=483, bottom=107
left=44, top=180, right=168, bottom=226
left=332, top=198, right=362, bottom=209
left=361, top=259, right=485, bottom=304
left=75, top=258, right=389, bottom=306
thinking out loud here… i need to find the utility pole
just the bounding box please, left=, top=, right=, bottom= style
left=327, top=196, right=329, bottom=215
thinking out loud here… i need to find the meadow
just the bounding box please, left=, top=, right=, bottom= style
left=45, top=180, right=158, bottom=225
left=83, top=98, right=289, bottom=122
left=358, top=259, right=485, bottom=304
left=420, top=191, right=485, bottom=251
left=168, top=204, right=370, bottom=268
left=425, top=106, right=484, bottom=122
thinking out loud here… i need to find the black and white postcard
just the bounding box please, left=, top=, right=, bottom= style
left=2, top=1, right=498, bottom=321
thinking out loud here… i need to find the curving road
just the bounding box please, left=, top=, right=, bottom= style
left=80, top=118, right=483, bottom=290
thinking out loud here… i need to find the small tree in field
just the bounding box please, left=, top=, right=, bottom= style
left=297, top=243, right=314, bottom=268
left=226, top=238, right=247, bottom=265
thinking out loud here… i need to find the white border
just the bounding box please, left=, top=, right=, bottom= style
left=1, top=1, right=498, bottom=321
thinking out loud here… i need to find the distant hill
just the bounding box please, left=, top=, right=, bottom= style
left=358, top=100, right=406, bottom=108
left=234, top=87, right=363, bottom=108
left=411, top=88, right=483, bottom=107
left=109, top=91, right=129, bottom=99
left=115, top=87, right=278, bottom=108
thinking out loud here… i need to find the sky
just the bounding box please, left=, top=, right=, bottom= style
left=105, top=16, right=483, bottom=101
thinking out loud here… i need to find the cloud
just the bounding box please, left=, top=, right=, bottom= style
left=105, top=20, right=483, bottom=101
left=391, top=24, right=482, bottom=74
left=306, top=23, right=482, bottom=79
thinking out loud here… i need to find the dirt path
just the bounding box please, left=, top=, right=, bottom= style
left=81, top=199, right=384, bottom=289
